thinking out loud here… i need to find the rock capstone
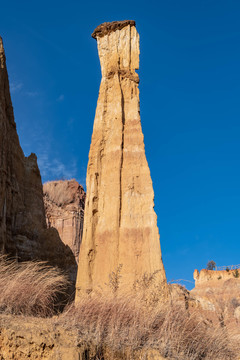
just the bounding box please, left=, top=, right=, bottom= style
left=76, top=21, right=167, bottom=298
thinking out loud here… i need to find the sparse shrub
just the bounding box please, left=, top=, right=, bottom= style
left=0, top=255, right=68, bottom=316
left=217, top=276, right=222, bottom=280
left=226, top=267, right=230, bottom=272
left=133, top=270, right=160, bottom=291
left=206, top=260, right=216, bottom=270
left=133, top=270, right=167, bottom=306
left=233, top=269, right=239, bottom=278
left=105, top=264, right=123, bottom=293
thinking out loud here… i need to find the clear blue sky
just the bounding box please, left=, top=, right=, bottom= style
left=1, top=0, right=240, bottom=288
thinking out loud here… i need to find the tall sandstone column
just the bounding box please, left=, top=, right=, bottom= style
left=76, top=21, right=167, bottom=298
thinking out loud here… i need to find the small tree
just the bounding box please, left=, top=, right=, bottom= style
left=206, top=260, right=216, bottom=270
left=233, top=269, right=239, bottom=278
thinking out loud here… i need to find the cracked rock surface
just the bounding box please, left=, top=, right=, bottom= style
left=76, top=21, right=167, bottom=298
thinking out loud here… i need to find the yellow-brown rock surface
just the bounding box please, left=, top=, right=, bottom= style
left=76, top=21, right=167, bottom=297
left=43, top=179, right=85, bottom=263
left=191, top=268, right=240, bottom=327
left=0, top=36, right=76, bottom=282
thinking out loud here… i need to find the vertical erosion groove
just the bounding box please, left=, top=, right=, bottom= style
left=119, top=75, right=125, bottom=228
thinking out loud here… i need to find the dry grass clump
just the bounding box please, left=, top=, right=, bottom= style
left=60, top=293, right=239, bottom=360
left=0, top=255, right=68, bottom=316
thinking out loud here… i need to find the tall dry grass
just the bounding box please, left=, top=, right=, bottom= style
left=60, top=292, right=239, bottom=360
left=0, top=256, right=239, bottom=358
left=0, top=255, right=68, bottom=316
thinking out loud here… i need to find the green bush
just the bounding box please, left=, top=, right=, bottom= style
left=233, top=269, right=239, bottom=278
left=206, top=260, right=216, bottom=270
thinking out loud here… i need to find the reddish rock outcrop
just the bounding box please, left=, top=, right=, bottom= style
left=0, top=36, right=77, bottom=282
left=76, top=21, right=167, bottom=298
left=43, top=180, right=85, bottom=263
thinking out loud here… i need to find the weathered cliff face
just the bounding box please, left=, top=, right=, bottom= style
left=76, top=21, right=167, bottom=298
left=0, top=36, right=77, bottom=282
left=193, top=268, right=240, bottom=285
left=43, top=180, right=85, bottom=263
left=0, top=36, right=44, bottom=256
left=191, top=269, right=240, bottom=323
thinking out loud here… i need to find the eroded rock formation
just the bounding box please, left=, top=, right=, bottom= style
left=43, top=179, right=85, bottom=262
left=193, top=268, right=240, bottom=285
left=0, top=36, right=76, bottom=282
left=191, top=268, right=240, bottom=324
left=76, top=21, right=167, bottom=298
